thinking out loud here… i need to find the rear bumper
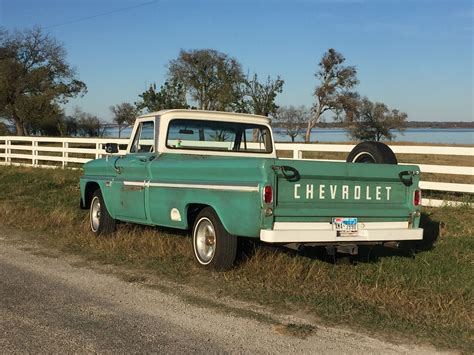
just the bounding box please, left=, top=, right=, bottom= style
left=260, top=222, right=423, bottom=244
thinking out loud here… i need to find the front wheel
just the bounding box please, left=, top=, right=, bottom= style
left=90, top=189, right=116, bottom=235
left=346, top=141, right=398, bottom=164
left=192, top=207, right=237, bottom=271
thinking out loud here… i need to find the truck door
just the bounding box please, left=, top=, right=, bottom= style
left=114, top=120, right=155, bottom=221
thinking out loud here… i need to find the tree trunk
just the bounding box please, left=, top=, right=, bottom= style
left=304, top=120, right=314, bottom=143
left=15, top=120, right=25, bottom=136
left=305, top=109, right=322, bottom=143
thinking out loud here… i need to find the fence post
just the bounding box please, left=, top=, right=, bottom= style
left=6, top=139, right=11, bottom=165
left=293, top=148, right=302, bottom=159
left=32, top=139, right=38, bottom=166
left=62, top=141, right=68, bottom=168
left=96, top=142, right=101, bottom=159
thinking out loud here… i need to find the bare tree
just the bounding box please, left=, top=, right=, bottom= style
left=168, top=49, right=244, bottom=111
left=306, top=48, right=358, bottom=142
left=275, top=106, right=309, bottom=142
left=110, top=102, right=137, bottom=138
left=348, top=97, right=407, bottom=141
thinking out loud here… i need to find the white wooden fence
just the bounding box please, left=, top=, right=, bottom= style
left=0, top=136, right=472, bottom=207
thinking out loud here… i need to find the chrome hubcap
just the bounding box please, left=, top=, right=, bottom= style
left=194, top=218, right=216, bottom=264
left=353, top=152, right=376, bottom=163
left=90, top=196, right=101, bottom=232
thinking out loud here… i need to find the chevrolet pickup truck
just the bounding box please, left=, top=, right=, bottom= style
left=80, top=109, right=423, bottom=270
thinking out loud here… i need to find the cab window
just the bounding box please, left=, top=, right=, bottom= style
left=130, top=121, right=155, bottom=153
left=166, top=119, right=272, bottom=154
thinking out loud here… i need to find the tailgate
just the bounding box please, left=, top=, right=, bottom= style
left=273, top=159, right=420, bottom=221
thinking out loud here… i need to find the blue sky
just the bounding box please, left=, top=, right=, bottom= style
left=1, top=0, right=472, bottom=122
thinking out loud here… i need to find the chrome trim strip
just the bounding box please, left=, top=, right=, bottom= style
left=123, top=181, right=146, bottom=187
left=122, top=180, right=259, bottom=192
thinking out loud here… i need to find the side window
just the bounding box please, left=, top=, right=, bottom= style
left=129, top=121, right=155, bottom=153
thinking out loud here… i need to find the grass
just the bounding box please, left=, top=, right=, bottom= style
left=0, top=166, right=472, bottom=352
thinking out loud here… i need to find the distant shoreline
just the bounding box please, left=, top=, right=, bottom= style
left=311, top=121, right=474, bottom=129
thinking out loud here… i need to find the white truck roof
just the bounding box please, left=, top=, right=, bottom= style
left=138, top=109, right=271, bottom=125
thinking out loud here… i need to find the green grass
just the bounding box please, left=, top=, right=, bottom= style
left=0, top=166, right=472, bottom=352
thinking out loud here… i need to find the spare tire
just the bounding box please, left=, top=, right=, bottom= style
left=346, top=142, right=398, bottom=164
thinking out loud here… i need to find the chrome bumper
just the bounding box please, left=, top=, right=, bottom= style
left=260, top=222, right=423, bottom=243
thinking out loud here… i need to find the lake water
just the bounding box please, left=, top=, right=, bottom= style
left=273, top=128, right=474, bottom=144
left=109, top=127, right=474, bottom=145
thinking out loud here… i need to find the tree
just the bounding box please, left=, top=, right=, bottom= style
left=57, top=114, right=79, bottom=137
left=274, top=106, right=309, bottom=142
left=110, top=102, right=137, bottom=138
left=235, top=73, right=284, bottom=116
left=348, top=97, right=407, bottom=141
left=72, top=108, right=105, bottom=137
left=0, top=27, right=86, bottom=135
left=306, top=48, right=358, bottom=142
left=0, top=121, right=11, bottom=135
left=168, top=49, right=244, bottom=111
left=135, top=80, right=188, bottom=113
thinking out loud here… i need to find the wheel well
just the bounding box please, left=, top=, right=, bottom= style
left=84, top=182, right=100, bottom=209
left=186, top=204, right=210, bottom=229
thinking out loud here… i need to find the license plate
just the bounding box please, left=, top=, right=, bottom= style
left=332, top=217, right=358, bottom=235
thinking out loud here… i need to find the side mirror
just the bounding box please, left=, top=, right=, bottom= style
left=104, top=143, right=119, bottom=154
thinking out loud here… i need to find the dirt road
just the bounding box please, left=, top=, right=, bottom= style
left=0, top=234, right=441, bottom=354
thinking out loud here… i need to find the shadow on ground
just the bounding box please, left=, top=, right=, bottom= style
left=238, top=212, right=441, bottom=266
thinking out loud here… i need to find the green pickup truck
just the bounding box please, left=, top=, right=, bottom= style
left=80, top=109, right=423, bottom=270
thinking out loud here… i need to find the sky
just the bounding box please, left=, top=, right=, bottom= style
left=0, top=0, right=473, bottom=122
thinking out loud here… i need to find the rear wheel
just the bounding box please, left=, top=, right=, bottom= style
left=192, top=207, right=237, bottom=271
left=347, top=141, right=397, bottom=164
left=90, top=189, right=116, bottom=235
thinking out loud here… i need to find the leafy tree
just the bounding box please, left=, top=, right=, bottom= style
left=235, top=73, right=284, bottom=116
left=58, top=114, right=79, bottom=137
left=110, top=102, right=137, bottom=138
left=0, top=27, right=86, bottom=135
left=135, top=80, right=188, bottom=113
left=72, top=108, right=105, bottom=137
left=0, top=121, right=11, bottom=135
left=306, top=48, right=358, bottom=142
left=348, top=97, right=407, bottom=141
left=168, top=49, right=244, bottom=111
left=275, top=105, right=309, bottom=142
left=31, top=111, right=80, bottom=137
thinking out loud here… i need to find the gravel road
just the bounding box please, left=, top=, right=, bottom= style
left=0, top=233, right=442, bottom=354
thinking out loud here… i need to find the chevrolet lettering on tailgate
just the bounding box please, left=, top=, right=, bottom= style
left=80, top=110, right=423, bottom=271
left=294, top=184, right=392, bottom=201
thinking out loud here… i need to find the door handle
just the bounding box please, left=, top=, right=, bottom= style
left=139, top=155, right=155, bottom=163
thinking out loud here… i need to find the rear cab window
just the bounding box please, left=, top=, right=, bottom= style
left=166, top=119, right=273, bottom=154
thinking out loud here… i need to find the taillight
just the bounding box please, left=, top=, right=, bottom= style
left=263, top=185, right=273, bottom=204
left=414, top=190, right=421, bottom=206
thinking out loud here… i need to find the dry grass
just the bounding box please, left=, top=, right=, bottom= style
left=0, top=166, right=472, bottom=352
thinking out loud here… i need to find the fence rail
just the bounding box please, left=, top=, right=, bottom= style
left=0, top=136, right=472, bottom=207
